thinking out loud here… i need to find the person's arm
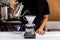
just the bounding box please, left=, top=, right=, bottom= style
left=36, top=0, right=50, bottom=35
left=36, top=14, right=49, bottom=35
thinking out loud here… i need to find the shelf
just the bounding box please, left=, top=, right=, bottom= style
left=2, top=21, right=22, bottom=23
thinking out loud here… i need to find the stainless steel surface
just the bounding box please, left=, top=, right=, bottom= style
left=2, top=21, right=22, bottom=23
left=1, top=6, right=8, bottom=20
left=0, top=0, right=16, bottom=5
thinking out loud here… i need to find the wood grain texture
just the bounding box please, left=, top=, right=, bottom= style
left=47, top=0, right=60, bottom=21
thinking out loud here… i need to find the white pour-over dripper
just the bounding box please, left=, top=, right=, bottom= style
left=25, top=16, right=36, bottom=24
left=24, top=15, right=36, bottom=38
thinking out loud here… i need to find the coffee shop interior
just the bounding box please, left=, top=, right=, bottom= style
left=0, top=0, right=60, bottom=40
left=0, top=0, right=60, bottom=31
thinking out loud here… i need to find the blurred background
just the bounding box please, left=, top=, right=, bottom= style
left=0, top=0, right=60, bottom=31
left=46, top=0, right=60, bottom=31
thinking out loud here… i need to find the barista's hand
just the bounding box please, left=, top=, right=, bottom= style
left=10, top=1, right=18, bottom=9
left=36, top=28, right=45, bottom=35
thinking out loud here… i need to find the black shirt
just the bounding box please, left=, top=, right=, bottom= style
left=18, top=0, right=50, bottom=30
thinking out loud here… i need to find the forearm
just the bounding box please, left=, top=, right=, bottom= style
left=39, top=15, right=49, bottom=30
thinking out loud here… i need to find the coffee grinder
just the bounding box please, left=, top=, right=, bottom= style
left=24, top=15, right=36, bottom=38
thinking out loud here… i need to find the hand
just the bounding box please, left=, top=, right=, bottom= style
left=10, top=1, right=18, bottom=9
left=36, top=28, right=45, bottom=35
